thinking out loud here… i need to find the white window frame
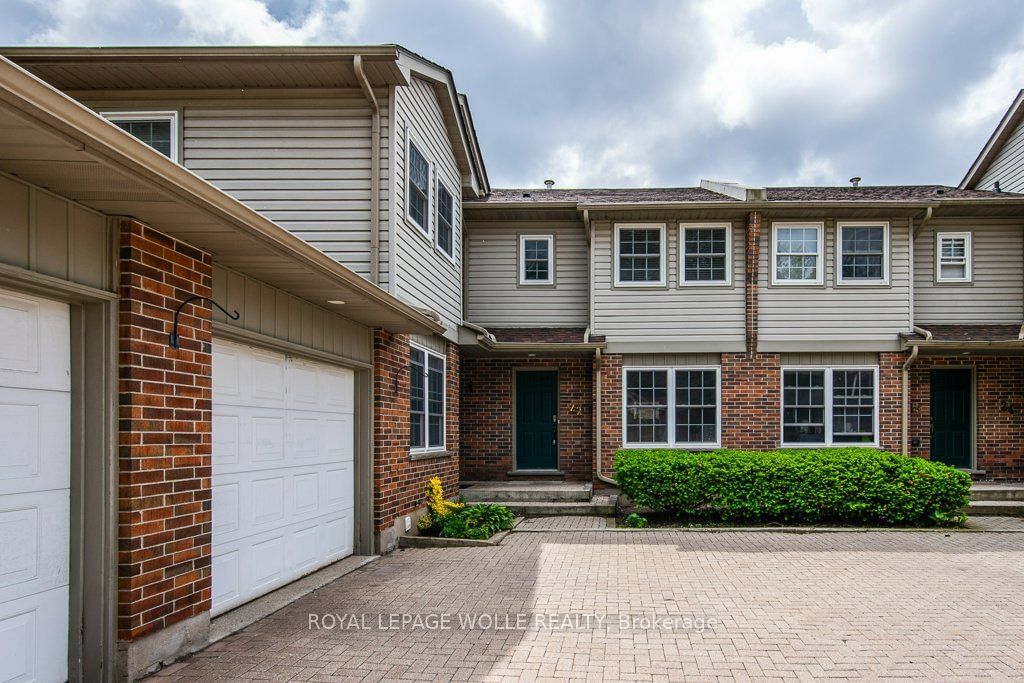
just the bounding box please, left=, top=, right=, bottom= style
left=836, top=221, right=890, bottom=285
left=101, top=110, right=179, bottom=162
left=779, top=366, right=879, bottom=448
left=409, top=342, right=446, bottom=453
left=405, top=126, right=433, bottom=238
left=519, top=234, right=554, bottom=285
left=614, top=223, right=667, bottom=287
left=935, top=231, right=972, bottom=283
left=621, top=366, right=721, bottom=449
left=771, top=222, right=824, bottom=286
left=679, top=223, right=733, bottom=286
left=435, top=179, right=457, bottom=263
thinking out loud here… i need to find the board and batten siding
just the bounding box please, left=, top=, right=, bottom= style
left=977, top=117, right=1024, bottom=193
left=212, top=264, right=372, bottom=365
left=913, top=220, right=1024, bottom=325
left=464, top=220, right=588, bottom=328
left=591, top=220, right=745, bottom=351
left=392, top=77, right=462, bottom=341
left=0, top=171, right=112, bottom=292
left=758, top=218, right=911, bottom=351
left=174, top=93, right=390, bottom=283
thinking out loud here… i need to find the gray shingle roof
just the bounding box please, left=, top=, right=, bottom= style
left=473, top=185, right=1022, bottom=205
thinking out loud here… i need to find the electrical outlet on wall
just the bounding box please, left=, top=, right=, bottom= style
left=404, top=516, right=412, bottom=532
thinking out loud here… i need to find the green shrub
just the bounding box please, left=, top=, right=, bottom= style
left=622, top=513, right=648, bottom=529
left=614, top=448, right=971, bottom=527
left=440, top=503, right=515, bottom=539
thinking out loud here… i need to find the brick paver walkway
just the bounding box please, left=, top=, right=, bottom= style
left=152, top=531, right=1024, bottom=681
left=517, top=516, right=610, bottom=530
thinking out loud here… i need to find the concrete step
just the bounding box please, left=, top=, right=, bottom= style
left=965, top=501, right=1024, bottom=517
left=474, top=494, right=617, bottom=517
left=460, top=481, right=592, bottom=503
left=970, top=484, right=1024, bottom=502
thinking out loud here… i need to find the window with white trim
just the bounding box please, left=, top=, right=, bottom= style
left=410, top=345, right=445, bottom=451
left=436, top=183, right=455, bottom=258
left=772, top=223, right=823, bottom=284
left=837, top=222, right=888, bottom=284
left=407, top=138, right=430, bottom=234
left=615, top=224, right=665, bottom=285
left=681, top=224, right=731, bottom=284
left=519, top=235, right=553, bottom=284
left=781, top=367, right=877, bottom=446
left=103, top=111, right=178, bottom=160
left=624, top=367, right=720, bottom=447
left=936, top=232, right=971, bottom=282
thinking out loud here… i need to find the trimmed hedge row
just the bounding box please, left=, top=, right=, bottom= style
left=614, top=448, right=971, bottom=526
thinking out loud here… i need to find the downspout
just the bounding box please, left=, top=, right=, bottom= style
left=593, top=347, right=617, bottom=485
left=354, top=55, right=381, bottom=285
left=462, top=320, right=496, bottom=343
left=901, top=326, right=930, bottom=456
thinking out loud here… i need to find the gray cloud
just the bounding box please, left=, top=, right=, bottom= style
left=3, top=0, right=1023, bottom=188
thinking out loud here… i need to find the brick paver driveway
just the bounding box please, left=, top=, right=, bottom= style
left=155, top=530, right=1024, bottom=681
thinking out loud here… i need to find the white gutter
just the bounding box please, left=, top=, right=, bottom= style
left=462, top=320, right=495, bottom=343
left=354, top=55, right=381, bottom=285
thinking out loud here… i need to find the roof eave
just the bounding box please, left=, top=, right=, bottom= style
left=960, top=89, right=1024, bottom=189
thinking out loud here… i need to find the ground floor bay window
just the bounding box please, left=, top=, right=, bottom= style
left=623, top=367, right=721, bottom=448
left=782, top=367, right=878, bottom=446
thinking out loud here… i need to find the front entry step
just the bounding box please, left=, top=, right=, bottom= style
left=965, top=484, right=1024, bottom=516
left=965, top=501, right=1024, bottom=517
left=494, top=494, right=617, bottom=517
left=460, top=481, right=592, bottom=503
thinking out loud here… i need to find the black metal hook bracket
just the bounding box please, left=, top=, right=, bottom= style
left=169, top=296, right=239, bottom=348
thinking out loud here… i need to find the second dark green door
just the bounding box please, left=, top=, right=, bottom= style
left=515, top=370, right=558, bottom=470
left=930, top=368, right=972, bottom=468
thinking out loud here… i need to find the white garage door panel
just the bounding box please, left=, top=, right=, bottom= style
left=0, top=287, right=70, bottom=683
left=212, top=340, right=355, bottom=617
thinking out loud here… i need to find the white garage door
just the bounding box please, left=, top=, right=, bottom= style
left=0, top=288, right=70, bottom=683
left=211, top=339, right=355, bottom=616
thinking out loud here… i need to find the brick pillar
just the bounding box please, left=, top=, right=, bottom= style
left=598, top=353, right=623, bottom=478
left=373, top=330, right=459, bottom=550
left=117, top=220, right=212, bottom=641
left=745, top=211, right=763, bottom=354
left=878, top=351, right=908, bottom=452
left=720, top=352, right=780, bottom=449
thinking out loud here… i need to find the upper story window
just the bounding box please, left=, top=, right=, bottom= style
left=436, top=183, right=455, bottom=259
left=772, top=223, right=823, bottom=285
left=407, top=136, right=431, bottom=235
left=103, top=111, right=177, bottom=161
left=623, top=367, right=720, bottom=447
left=615, top=224, right=666, bottom=286
left=410, top=344, right=446, bottom=452
left=680, top=224, right=731, bottom=285
left=519, top=235, right=553, bottom=285
left=837, top=222, right=889, bottom=285
left=936, top=232, right=972, bottom=283
left=782, top=367, right=877, bottom=447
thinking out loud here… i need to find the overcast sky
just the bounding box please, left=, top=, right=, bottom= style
left=4, top=0, right=1024, bottom=189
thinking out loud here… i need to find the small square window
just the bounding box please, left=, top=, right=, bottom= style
left=936, top=232, right=972, bottom=282
left=616, top=225, right=665, bottom=285
left=681, top=225, right=730, bottom=284
left=773, top=224, right=823, bottom=284
left=837, top=223, right=888, bottom=284
left=103, top=111, right=177, bottom=160
left=520, top=235, right=553, bottom=284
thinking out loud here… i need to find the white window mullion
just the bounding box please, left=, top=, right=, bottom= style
left=667, top=368, right=676, bottom=446
left=824, top=369, right=834, bottom=445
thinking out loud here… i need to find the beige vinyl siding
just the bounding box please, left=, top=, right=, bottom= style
left=591, top=220, right=745, bottom=350
left=913, top=220, right=1024, bottom=325
left=977, top=118, right=1024, bottom=192
left=212, top=264, right=371, bottom=364
left=393, top=77, right=462, bottom=341
left=623, top=353, right=720, bottom=366
left=464, top=220, right=588, bottom=327
left=780, top=352, right=879, bottom=366
left=0, top=172, right=112, bottom=292
left=173, top=93, right=389, bottom=281
left=758, top=218, right=911, bottom=351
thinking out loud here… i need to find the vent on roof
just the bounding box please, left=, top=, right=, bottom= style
left=544, top=179, right=555, bottom=189
left=522, top=192, right=531, bottom=198
left=995, top=180, right=1002, bottom=193
left=849, top=176, right=861, bottom=188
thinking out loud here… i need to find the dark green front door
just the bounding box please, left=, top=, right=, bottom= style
left=931, top=368, right=972, bottom=468
left=515, top=370, right=558, bottom=470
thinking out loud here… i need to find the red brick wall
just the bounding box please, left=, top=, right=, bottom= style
left=720, top=352, right=781, bottom=449
left=117, top=219, right=212, bottom=641
left=878, top=351, right=907, bottom=452
left=908, top=355, right=1024, bottom=478
left=598, top=353, right=622, bottom=478
left=373, top=330, right=459, bottom=532
left=460, top=355, right=593, bottom=481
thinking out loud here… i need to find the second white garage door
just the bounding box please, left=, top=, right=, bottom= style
left=211, top=340, right=355, bottom=616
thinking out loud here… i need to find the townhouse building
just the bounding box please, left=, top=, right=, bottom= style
left=0, top=45, right=1022, bottom=680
